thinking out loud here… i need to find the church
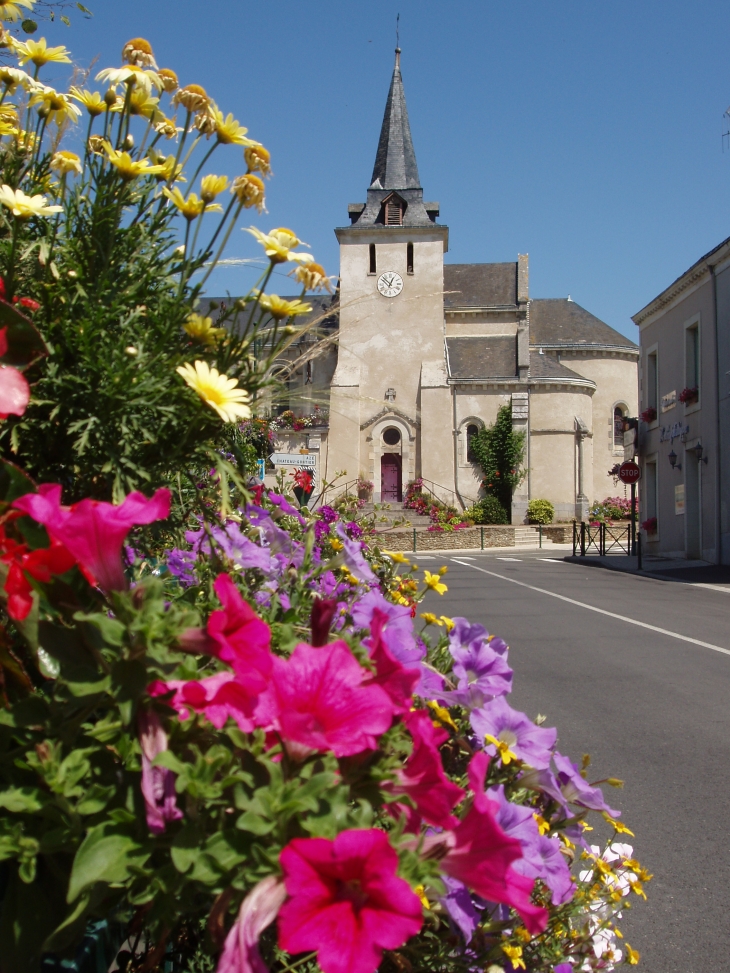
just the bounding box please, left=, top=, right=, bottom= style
left=248, top=50, right=639, bottom=522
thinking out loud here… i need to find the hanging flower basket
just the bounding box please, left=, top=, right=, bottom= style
left=679, top=387, right=698, bottom=405
left=640, top=406, right=657, bottom=423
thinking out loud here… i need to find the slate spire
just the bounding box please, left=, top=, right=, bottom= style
left=369, top=49, right=421, bottom=191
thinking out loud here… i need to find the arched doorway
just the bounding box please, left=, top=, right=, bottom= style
left=381, top=453, right=402, bottom=502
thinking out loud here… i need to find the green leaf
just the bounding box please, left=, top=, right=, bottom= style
left=67, top=822, right=150, bottom=902
left=0, top=460, right=35, bottom=505
left=0, top=302, right=46, bottom=367
left=236, top=810, right=275, bottom=836
left=0, top=787, right=47, bottom=813
left=74, top=611, right=125, bottom=646
left=66, top=672, right=111, bottom=697
left=76, top=783, right=116, bottom=816
left=20, top=18, right=37, bottom=33
left=170, top=821, right=205, bottom=875
left=60, top=15, right=70, bottom=26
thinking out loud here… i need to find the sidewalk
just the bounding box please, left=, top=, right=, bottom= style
left=567, top=553, right=730, bottom=589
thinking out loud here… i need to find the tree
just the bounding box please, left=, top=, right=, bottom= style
left=470, top=404, right=526, bottom=522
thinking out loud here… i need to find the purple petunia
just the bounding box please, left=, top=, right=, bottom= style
left=344, top=520, right=363, bottom=539
left=269, top=492, right=307, bottom=525
left=439, top=875, right=481, bottom=942
left=351, top=589, right=423, bottom=665
left=470, top=696, right=557, bottom=769
left=166, top=548, right=197, bottom=587
left=334, top=523, right=376, bottom=583
left=448, top=617, right=509, bottom=660
left=553, top=752, right=621, bottom=817
left=314, top=520, right=330, bottom=541
left=318, top=505, right=338, bottom=524
left=445, top=639, right=513, bottom=709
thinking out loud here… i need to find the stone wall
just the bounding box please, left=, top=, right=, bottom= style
left=541, top=525, right=570, bottom=544
left=371, top=526, right=515, bottom=551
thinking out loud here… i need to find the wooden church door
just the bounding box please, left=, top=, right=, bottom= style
left=381, top=453, right=402, bottom=502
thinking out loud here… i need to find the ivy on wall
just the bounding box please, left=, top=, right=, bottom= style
left=470, top=404, right=527, bottom=520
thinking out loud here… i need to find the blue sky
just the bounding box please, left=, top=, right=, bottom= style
left=34, top=0, right=730, bottom=339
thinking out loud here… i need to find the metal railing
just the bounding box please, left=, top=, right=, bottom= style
left=418, top=478, right=479, bottom=509
left=572, top=521, right=634, bottom=556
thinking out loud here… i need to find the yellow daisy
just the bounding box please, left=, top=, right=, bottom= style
left=157, top=68, right=178, bottom=93
left=199, top=174, right=229, bottom=203
left=127, top=88, right=160, bottom=119
left=288, top=261, right=333, bottom=293
left=0, top=184, right=62, bottom=218
left=162, top=186, right=221, bottom=220
left=87, top=135, right=105, bottom=155
left=29, top=87, right=82, bottom=125
left=208, top=107, right=255, bottom=146
left=15, top=37, right=71, bottom=67
left=0, top=66, right=30, bottom=92
left=50, top=150, right=82, bottom=176
left=245, top=226, right=312, bottom=265
left=96, top=66, right=162, bottom=98
left=172, top=83, right=209, bottom=112
left=102, top=142, right=165, bottom=181
left=423, top=570, right=448, bottom=595
left=0, top=0, right=33, bottom=23
left=149, top=152, right=185, bottom=183
left=244, top=144, right=271, bottom=177
left=255, top=292, right=312, bottom=321
left=230, top=173, right=265, bottom=212
left=183, top=313, right=227, bottom=346
left=69, top=87, right=109, bottom=117
left=121, top=37, right=157, bottom=69
left=153, top=116, right=179, bottom=140
left=176, top=360, right=250, bottom=422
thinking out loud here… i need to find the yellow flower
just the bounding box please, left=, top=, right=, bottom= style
left=423, top=570, right=447, bottom=595
left=329, top=538, right=344, bottom=552
left=96, top=66, right=162, bottom=98
left=501, top=943, right=525, bottom=970
left=244, top=143, right=272, bottom=176
left=153, top=116, right=180, bottom=140
left=15, top=37, right=71, bottom=67
left=288, top=261, right=333, bottom=293
left=533, top=813, right=550, bottom=835
left=0, top=119, right=17, bottom=137
left=183, top=313, right=226, bottom=346
left=87, top=135, right=105, bottom=155
left=625, top=945, right=640, bottom=965
left=256, top=292, right=312, bottom=321
left=172, top=83, right=209, bottom=112
left=439, top=615, right=455, bottom=631
left=420, top=612, right=441, bottom=626
left=69, top=87, right=109, bottom=117
left=602, top=813, right=634, bottom=836
left=176, top=360, right=250, bottom=423
left=157, top=68, right=178, bottom=93
left=485, top=732, right=519, bottom=765
left=29, top=87, right=82, bottom=125
left=246, top=226, right=312, bottom=265
left=209, top=107, right=255, bottom=146
left=0, top=0, right=33, bottom=22
left=103, top=142, right=165, bottom=181
left=121, top=37, right=157, bottom=69
left=383, top=550, right=410, bottom=564
left=163, top=186, right=222, bottom=220
left=426, top=700, right=458, bottom=731
left=231, top=174, right=265, bottom=212
left=515, top=927, right=531, bottom=943
left=194, top=110, right=217, bottom=137
left=0, top=184, right=61, bottom=218
left=200, top=174, right=229, bottom=203
left=414, top=885, right=430, bottom=909
left=150, top=152, right=185, bottom=183
left=0, top=65, right=30, bottom=91
left=127, top=88, right=160, bottom=119
left=50, top=150, right=82, bottom=175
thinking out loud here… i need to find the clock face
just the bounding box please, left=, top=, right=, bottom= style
left=377, top=271, right=404, bottom=298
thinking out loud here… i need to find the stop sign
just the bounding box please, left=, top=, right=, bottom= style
left=618, top=461, right=641, bottom=484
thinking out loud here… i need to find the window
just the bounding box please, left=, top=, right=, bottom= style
left=613, top=406, right=627, bottom=447
left=466, top=423, right=479, bottom=462
left=369, top=243, right=376, bottom=275
left=685, top=322, right=699, bottom=394
left=645, top=459, right=657, bottom=521
left=647, top=349, right=658, bottom=413
left=383, top=427, right=400, bottom=446
left=407, top=242, right=414, bottom=275
left=385, top=197, right=403, bottom=225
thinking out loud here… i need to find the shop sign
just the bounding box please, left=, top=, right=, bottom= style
left=675, top=483, right=685, bottom=515
left=661, top=390, right=677, bottom=412
left=659, top=422, right=689, bottom=443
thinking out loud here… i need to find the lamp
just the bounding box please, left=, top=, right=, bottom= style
left=689, top=442, right=709, bottom=464
left=668, top=449, right=681, bottom=471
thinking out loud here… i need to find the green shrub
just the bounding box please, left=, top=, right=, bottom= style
left=527, top=498, right=555, bottom=524
left=469, top=494, right=509, bottom=524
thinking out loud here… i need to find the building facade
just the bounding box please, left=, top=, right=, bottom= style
left=633, top=235, right=730, bottom=563
left=230, top=51, right=639, bottom=520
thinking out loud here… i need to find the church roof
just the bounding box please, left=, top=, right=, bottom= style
left=370, top=49, right=420, bottom=191
left=444, top=263, right=518, bottom=307
left=529, top=351, right=594, bottom=384
left=446, top=336, right=517, bottom=380
left=529, top=299, right=637, bottom=351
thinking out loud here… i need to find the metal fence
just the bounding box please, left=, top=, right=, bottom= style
left=572, top=521, right=634, bottom=556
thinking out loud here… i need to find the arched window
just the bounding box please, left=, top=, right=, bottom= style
left=613, top=406, right=627, bottom=447
left=466, top=423, right=479, bottom=462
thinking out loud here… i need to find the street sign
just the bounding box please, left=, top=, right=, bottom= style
left=269, top=452, right=317, bottom=470
left=618, top=461, right=641, bottom=484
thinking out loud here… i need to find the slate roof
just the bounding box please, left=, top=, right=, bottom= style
left=444, top=263, right=518, bottom=307
left=370, top=50, right=420, bottom=192
left=529, top=299, right=637, bottom=350
left=446, top=336, right=517, bottom=380
left=529, top=351, right=593, bottom=383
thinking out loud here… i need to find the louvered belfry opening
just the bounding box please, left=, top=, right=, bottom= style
left=385, top=196, right=403, bottom=225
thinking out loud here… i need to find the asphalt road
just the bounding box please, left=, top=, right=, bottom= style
left=419, top=550, right=730, bottom=973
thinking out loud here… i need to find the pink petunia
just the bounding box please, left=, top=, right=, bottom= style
left=0, top=364, right=30, bottom=419
left=216, top=876, right=287, bottom=973
left=264, top=641, right=395, bottom=760
left=363, top=609, right=419, bottom=716
left=278, top=829, right=423, bottom=973
left=207, top=574, right=272, bottom=689
left=436, top=752, right=549, bottom=935
left=138, top=708, right=183, bottom=835
left=13, top=483, right=171, bottom=592
left=149, top=671, right=264, bottom=733
left=386, top=709, right=464, bottom=831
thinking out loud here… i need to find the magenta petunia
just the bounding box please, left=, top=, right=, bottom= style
left=386, top=709, right=464, bottom=831
left=278, top=829, right=423, bottom=973
left=149, top=671, right=263, bottom=733
left=264, top=641, right=395, bottom=759
left=13, top=483, right=171, bottom=592
left=216, top=876, right=287, bottom=973
left=363, top=608, right=420, bottom=715
left=351, top=590, right=423, bottom=665
left=138, top=708, right=183, bottom=835
left=207, top=573, right=273, bottom=689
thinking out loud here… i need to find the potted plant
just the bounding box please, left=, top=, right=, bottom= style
left=357, top=473, right=374, bottom=501
left=641, top=516, right=658, bottom=534
left=640, top=406, right=657, bottom=423
left=291, top=467, right=314, bottom=507
left=679, top=387, right=699, bottom=405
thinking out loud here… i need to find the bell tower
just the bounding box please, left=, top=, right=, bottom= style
left=329, top=49, right=452, bottom=501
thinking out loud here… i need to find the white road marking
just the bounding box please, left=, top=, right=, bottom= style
left=456, top=556, right=476, bottom=560
left=539, top=558, right=565, bottom=563
left=496, top=557, right=521, bottom=561
left=451, top=558, right=730, bottom=658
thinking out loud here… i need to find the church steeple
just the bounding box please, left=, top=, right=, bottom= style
left=369, top=49, right=421, bottom=191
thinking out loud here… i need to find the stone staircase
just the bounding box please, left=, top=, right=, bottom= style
left=359, top=502, right=432, bottom=528
left=513, top=526, right=550, bottom=546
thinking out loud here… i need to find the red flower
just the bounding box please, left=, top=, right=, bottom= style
left=264, top=641, right=395, bottom=759
left=437, top=752, right=548, bottom=935
left=278, top=829, right=423, bottom=973
left=292, top=468, right=313, bottom=491
left=386, top=709, right=464, bottom=831
left=13, top=484, right=171, bottom=592
left=310, top=596, right=338, bottom=646
left=150, top=671, right=264, bottom=733
left=207, top=573, right=272, bottom=689
left=363, top=608, right=419, bottom=715
left=12, top=296, right=40, bottom=312
left=0, top=521, right=75, bottom=620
